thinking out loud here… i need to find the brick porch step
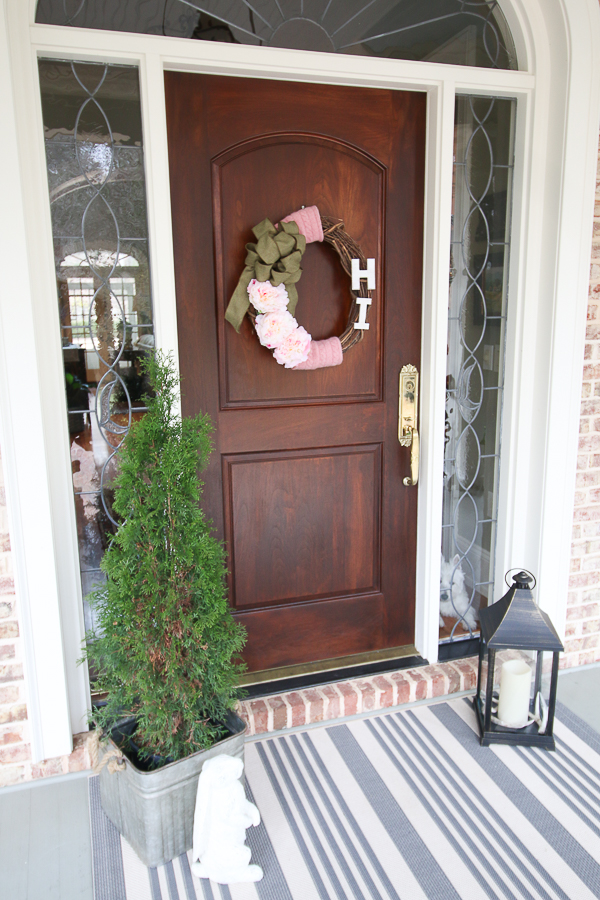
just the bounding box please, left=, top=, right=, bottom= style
left=237, top=656, right=481, bottom=736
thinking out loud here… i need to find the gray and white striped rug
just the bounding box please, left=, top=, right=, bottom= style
left=90, top=697, right=600, bottom=899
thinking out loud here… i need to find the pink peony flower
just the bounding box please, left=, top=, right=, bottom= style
left=247, top=279, right=289, bottom=314
left=254, top=310, right=297, bottom=348
left=273, top=326, right=312, bottom=368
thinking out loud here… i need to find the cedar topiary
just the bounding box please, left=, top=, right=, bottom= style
left=84, top=351, right=246, bottom=764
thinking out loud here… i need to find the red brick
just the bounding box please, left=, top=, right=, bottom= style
left=577, top=470, right=600, bottom=487
left=266, top=696, right=288, bottom=731
left=0, top=703, right=26, bottom=724
left=0, top=663, right=23, bottom=683
left=579, top=434, right=600, bottom=452
left=581, top=553, right=600, bottom=570
left=583, top=522, right=600, bottom=536
left=389, top=672, right=411, bottom=705
left=67, top=739, right=90, bottom=773
left=569, top=572, right=600, bottom=588
left=451, top=659, right=478, bottom=690
left=574, top=507, right=600, bottom=521
left=72, top=733, right=88, bottom=753
left=0, top=742, right=30, bottom=764
left=302, top=689, right=324, bottom=723
left=0, top=578, right=14, bottom=596
left=566, top=603, right=599, bottom=619
left=0, top=765, right=25, bottom=788
left=357, top=681, right=376, bottom=711
left=446, top=663, right=461, bottom=694
left=249, top=699, right=269, bottom=735
left=321, top=685, right=341, bottom=720
left=373, top=675, right=394, bottom=708
left=582, top=618, right=600, bottom=634
left=407, top=670, right=428, bottom=700
left=0, top=644, right=15, bottom=661
left=581, top=399, right=600, bottom=416
left=337, top=682, right=359, bottom=716
left=0, top=622, right=17, bottom=639
left=421, top=665, right=447, bottom=698
left=286, top=692, right=306, bottom=728
left=31, top=757, right=64, bottom=779
left=579, top=650, right=600, bottom=665
left=0, top=685, right=18, bottom=704
left=0, top=602, right=13, bottom=619
left=0, top=728, right=22, bottom=745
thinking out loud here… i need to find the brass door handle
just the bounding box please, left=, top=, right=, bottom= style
left=399, top=365, right=419, bottom=487
left=404, top=429, right=419, bottom=486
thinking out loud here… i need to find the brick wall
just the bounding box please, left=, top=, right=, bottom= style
left=0, top=442, right=91, bottom=786
left=569, top=138, right=600, bottom=668
left=0, top=441, right=30, bottom=786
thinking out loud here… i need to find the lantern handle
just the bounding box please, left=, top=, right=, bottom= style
left=504, top=568, right=537, bottom=590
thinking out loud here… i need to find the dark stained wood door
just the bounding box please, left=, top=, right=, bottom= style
left=165, top=74, right=425, bottom=675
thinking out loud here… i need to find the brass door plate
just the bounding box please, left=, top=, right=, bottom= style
left=399, top=364, right=418, bottom=446
left=239, top=644, right=419, bottom=687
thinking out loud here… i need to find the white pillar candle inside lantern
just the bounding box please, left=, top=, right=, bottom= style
left=498, top=660, right=532, bottom=727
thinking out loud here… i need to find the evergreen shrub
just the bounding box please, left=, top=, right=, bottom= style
left=84, top=352, right=246, bottom=764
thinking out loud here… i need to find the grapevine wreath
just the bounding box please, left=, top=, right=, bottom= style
left=224, top=205, right=374, bottom=370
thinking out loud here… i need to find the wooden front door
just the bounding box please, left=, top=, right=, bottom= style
left=165, top=74, right=425, bottom=675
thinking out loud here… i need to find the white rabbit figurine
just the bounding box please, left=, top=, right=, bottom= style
left=191, top=754, right=263, bottom=884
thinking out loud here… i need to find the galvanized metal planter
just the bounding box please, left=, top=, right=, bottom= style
left=98, top=711, right=247, bottom=867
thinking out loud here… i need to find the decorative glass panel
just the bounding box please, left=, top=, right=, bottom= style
left=39, top=60, right=155, bottom=635
left=36, top=0, right=516, bottom=70
left=441, top=95, right=515, bottom=643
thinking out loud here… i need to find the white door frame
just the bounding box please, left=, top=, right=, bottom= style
left=0, top=0, right=598, bottom=760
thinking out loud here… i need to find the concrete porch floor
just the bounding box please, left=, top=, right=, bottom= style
left=1, top=663, right=599, bottom=900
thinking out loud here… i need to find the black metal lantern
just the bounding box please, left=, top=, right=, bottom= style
left=474, top=571, right=564, bottom=749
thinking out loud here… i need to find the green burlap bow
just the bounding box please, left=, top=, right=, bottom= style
left=225, top=218, right=306, bottom=333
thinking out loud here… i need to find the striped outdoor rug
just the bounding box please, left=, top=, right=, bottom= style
left=90, top=697, right=600, bottom=899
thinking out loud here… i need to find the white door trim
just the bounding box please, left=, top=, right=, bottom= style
left=0, top=0, right=598, bottom=757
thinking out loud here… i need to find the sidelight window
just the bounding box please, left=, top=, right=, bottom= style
left=440, top=95, right=515, bottom=645
left=39, top=59, right=155, bottom=634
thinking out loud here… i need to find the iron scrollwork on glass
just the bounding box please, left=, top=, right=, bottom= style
left=36, top=0, right=517, bottom=70
left=441, top=96, right=515, bottom=642
left=39, top=59, right=154, bottom=630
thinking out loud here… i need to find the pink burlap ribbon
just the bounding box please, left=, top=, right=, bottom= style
left=281, top=206, right=324, bottom=244
left=293, top=336, right=343, bottom=370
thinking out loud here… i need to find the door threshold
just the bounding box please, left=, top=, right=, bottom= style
left=438, top=636, right=480, bottom=662
left=240, top=645, right=425, bottom=700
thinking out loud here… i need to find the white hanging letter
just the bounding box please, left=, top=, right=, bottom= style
left=351, top=258, right=376, bottom=290
left=354, top=297, right=372, bottom=330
